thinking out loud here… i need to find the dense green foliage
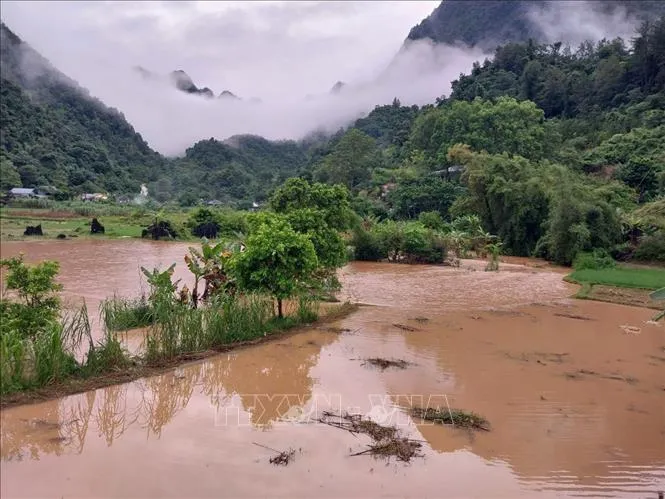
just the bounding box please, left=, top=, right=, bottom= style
left=3, top=14, right=665, bottom=267
left=0, top=254, right=61, bottom=337
left=325, top=20, right=665, bottom=266
left=168, top=135, right=309, bottom=205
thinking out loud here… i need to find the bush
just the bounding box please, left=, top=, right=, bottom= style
left=351, top=221, right=445, bottom=264
left=633, top=233, right=665, bottom=262
left=0, top=255, right=62, bottom=338
left=418, top=211, right=445, bottom=230
left=573, top=249, right=617, bottom=270
left=350, top=226, right=386, bottom=261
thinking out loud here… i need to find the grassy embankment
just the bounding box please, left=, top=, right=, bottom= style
left=1, top=250, right=358, bottom=408
left=1, top=295, right=357, bottom=408
left=0, top=204, right=194, bottom=241
left=565, top=265, right=665, bottom=309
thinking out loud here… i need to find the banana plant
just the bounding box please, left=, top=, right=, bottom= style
left=141, top=264, right=179, bottom=306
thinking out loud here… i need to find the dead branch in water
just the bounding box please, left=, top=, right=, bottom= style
left=317, top=411, right=422, bottom=462
left=362, top=358, right=412, bottom=371
left=554, top=312, right=594, bottom=321
left=317, top=411, right=398, bottom=441
left=350, top=438, right=423, bottom=462
left=253, top=442, right=297, bottom=466
left=393, top=323, right=418, bottom=332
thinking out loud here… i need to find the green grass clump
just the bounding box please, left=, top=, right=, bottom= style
left=101, top=295, right=154, bottom=331
left=567, top=267, right=665, bottom=290
left=410, top=407, right=490, bottom=431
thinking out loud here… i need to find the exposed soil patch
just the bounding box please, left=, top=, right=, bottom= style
left=581, top=284, right=664, bottom=310
left=362, top=358, right=412, bottom=371
left=410, top=407, right=491, bottom=432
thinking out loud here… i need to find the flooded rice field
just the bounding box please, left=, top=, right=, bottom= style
left=1, top=240, right=664, bottom=498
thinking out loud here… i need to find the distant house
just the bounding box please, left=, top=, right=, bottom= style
left=206, top=199, right=223, bottom=206
left=380, top=183, right=397, bottom=199
left=9, top=187, right=48, bottom=199
left=431, top=164, right=463, bottom=180
left=80, top=193, right=108, bottom=202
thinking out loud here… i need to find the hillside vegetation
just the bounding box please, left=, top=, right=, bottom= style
left=406, top=0, right=665, bottom=48
left=307, top=17, right=665, bottom=264
left=1, top=12, right=664, bottom=265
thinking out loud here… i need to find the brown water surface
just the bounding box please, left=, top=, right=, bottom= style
left=1, top=241, right=664, bottom=498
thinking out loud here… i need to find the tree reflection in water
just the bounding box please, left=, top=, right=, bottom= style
left=1, top=329, right=338, bottom=460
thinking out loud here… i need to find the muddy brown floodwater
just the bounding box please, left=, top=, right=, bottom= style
left=1, top=242, right=664, bottom=498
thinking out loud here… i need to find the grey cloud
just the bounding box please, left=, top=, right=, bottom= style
left=528, top=1, right=642, bottom=46
left=4, top=1, right=484, bottom=155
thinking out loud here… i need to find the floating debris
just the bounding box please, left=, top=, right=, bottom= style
left=565, top=369, right=638, bottom=385
left=253, top=442, right=297, bottom=466
left=554, top=312, right=593, bottom=321
left=270, top=448, right=296, bottom=466
left=410, top=407, right=491, bottom=431
left=316, top=411, right=422, bottom=462
left=393, top=323, right=418, bottom=332
left=317, top=411, right=398, bottom=441
left=362, top=358, right=412, bottom=371
left=350, top=438, right=423, bottom=462
left=620, top=325, right=641, bottom=335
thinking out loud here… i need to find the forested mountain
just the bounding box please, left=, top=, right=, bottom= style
left=0, top=23, right=301, bottom=200
left=0, top=23, right=166, bottom=193
left=406, top=0, right=665, bottom=49
left=305, top=16, right=664, bottom=263
left=164, top=135, right=310, bottom=206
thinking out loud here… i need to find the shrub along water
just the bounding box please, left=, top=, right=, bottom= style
left=100, top=294, right=154, bottom=331
left=0, top=248, right=333, bottom=397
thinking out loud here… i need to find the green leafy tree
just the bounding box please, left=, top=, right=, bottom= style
left=0, top=156, right=21, bottom=190
left=410, top=97, right=546, bottom=167
left=231, top=214, right=318, bottom=318
left=313, top=129, right=382, bottom=190
left=270, top=177, right=354, bottom=230
left=0, top=254, right=62, bottom=337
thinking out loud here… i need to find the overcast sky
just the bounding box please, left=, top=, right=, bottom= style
left=1, top=1, right=439, bottom=100
left=0, top=1, right=643, bottom=155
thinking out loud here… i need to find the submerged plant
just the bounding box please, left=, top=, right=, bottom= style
left=485, top=242, right=502, bottom=271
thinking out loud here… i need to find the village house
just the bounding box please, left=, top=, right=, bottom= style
left=8, top=187, right=48, bottom=199
left=80, top=193, right=109, bottom=202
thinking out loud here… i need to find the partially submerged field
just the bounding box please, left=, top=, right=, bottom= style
left=1, top=255, right=663, bottom=498
left=565, top=265, right=665, bottom=310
